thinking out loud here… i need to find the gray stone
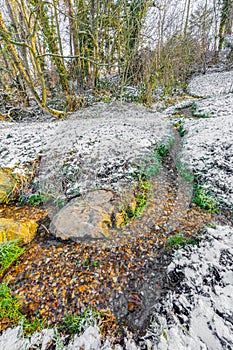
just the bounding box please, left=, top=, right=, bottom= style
left=50, top=190, right=115, bottom=241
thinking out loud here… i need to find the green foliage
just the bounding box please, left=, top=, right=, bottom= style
left=55, top=196, right=66, bottom=209
left=193, top=185, right=219, bottom=213
left=193, top=112, right=213, bottom=118
left=62, top=308, right=100, bottom=334
left=173, top=120, right=187, bottom=137
left=155, top=143, right=169, bottom=157
left=22, top=316, right=44, bottom=336
left=0, top=283, right=23, bottom=323
left=0, top=239, right=25, bottom=276
left=166, top=233, right=199, bottom=250
left=0, top=282, right=43, bottom=335
left=28, top=193, right=50, bottom=206
left=76, top=258, right=99, bottom=268
left=207, top=222, right=217, bottom=229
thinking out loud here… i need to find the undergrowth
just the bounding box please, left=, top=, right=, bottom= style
left=0, top=282, right=44, bottom=334
left=0, top=240, right=43, bottom=334
left=0, top=283, right=23, bottom=329
left=193, top=184, right=219, bottom=213
left=166, top=232, right=199, bottom=250
left=177, top=161, right=194, bottom=182
left=61, top=308, right=100, bottom=335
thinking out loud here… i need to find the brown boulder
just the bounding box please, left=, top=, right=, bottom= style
left=50, top=190, right=115, bottom=241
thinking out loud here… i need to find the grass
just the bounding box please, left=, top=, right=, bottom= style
left=0, top=283, right=23, bottom=327
left=0, top=241, right=43, bottom=334
left=193, top=111, right=213, bottom=118
left=62, top=308, right=100, bottom=334
left=122, top=175, right=150, bottom=223
left=0, top=239, right=25, bottom=276
left=0, top=282, right=44, bottom=334
left=19, top=192, right=51, bottom=206
left=193, top=184, right=219, bottom=213
left=166, top=232, right=199, bottom=250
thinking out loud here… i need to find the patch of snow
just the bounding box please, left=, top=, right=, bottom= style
left=149, top=225, right=233, bottom=350
left=188, top=70, right=233, bottom=97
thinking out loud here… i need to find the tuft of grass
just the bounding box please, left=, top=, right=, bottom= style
left=62, top=308, right=100, bottom=334
left=22, top=316, right=44, bottom=336
left=166, top=232, right=199, bottom=250
left=0, top=239, right=25, bottom=276
left=207, top=222, right=217, bottom=229
left=0, top=283, right=23, bottom=326
left=0, top=282, right=43, bottom=335
left=193, top=111, right=213, bottom=118
left=123, top=173, right=151, bottom=223
left=193, top=184, right=219, bottom=213
left=155, top=143, right=169, bottom=157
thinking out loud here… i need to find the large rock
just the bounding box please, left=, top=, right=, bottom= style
left=0, top=218, right=38, bottom=244
left=0, top=169, right=15, bottom=204
left=50, top=190, right=115, bottom=241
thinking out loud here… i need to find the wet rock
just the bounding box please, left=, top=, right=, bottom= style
left=50, top=190, right=115, bottom=241
left=0, top=169, right=15, bottom=204
left=0, top=218, right=38, bottom=243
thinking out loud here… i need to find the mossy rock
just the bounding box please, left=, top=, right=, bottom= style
left=0, top=169, right=16, bottom=204
left=0, top=218, right=38, bottom=244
